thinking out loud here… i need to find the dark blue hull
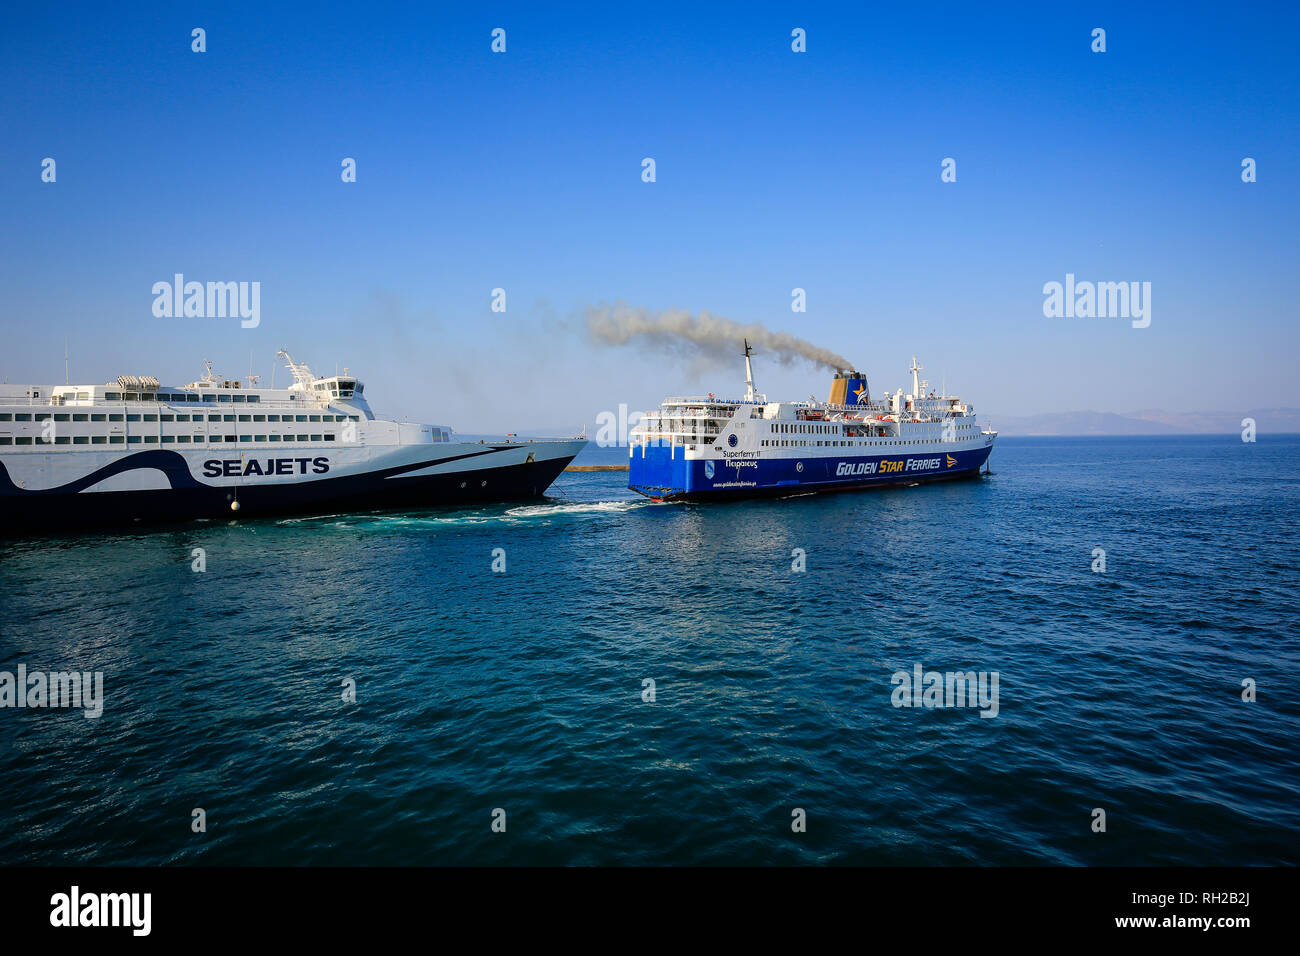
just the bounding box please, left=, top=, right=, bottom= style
left=629, top=445, right=994, bottom=501
left=0, top=453, right=575, bottom=534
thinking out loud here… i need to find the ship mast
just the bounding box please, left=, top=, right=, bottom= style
left=277, top=350, right=317, bottom=389
left=910, top=356, right=923, bottom=400
left=743, top=339, right=757, bottom=402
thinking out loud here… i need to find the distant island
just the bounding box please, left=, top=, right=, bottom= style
left=509, top=408, right=1300, bottom=441
left=983, top=408, right=1300, bottom=437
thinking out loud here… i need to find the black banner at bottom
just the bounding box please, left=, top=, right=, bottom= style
left=0, top=866, right=1285, bottom=941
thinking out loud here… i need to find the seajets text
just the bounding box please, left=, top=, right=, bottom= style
left=203, top=457, right=329, bottom=477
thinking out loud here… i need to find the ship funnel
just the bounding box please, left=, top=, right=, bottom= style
left=829, top=370, right=870, bottom=407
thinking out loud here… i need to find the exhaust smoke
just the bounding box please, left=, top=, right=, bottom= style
left=585, top=301, right=851, bottom=372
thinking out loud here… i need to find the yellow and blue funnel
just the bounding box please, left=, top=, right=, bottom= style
left=829, top=371, right=869, bottom=406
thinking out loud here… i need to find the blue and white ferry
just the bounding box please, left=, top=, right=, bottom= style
left=628, top=344, right=996, bottom=501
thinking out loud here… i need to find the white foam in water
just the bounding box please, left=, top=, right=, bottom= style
left=504, top=500, right=648, bottom=519
left=277, top=499, right=655, bottom=530
left=276, top=514, right=346, bottom=525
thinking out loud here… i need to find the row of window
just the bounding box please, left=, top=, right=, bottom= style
left=0, top=412, right=359, bottom=424
left=47, top=391, right=359, bottom=405
left=777, top=422, right=837, bottom=434
left=760, top=437, right=979, bottom=448
left=0, top=434, right=340, bottom=446
left=99, top=391, right=262, bottom=403
left=311, top=381, right=358, bottom=399
left=769, top=422, right=971, bottom=437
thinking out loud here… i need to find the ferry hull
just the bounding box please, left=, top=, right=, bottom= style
left=0, top=443, right=582, bottom=532
left=629, top=444, right=993, bottom=501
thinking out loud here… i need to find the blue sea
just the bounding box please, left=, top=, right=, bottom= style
left=1, top=435, right=1297, bottom=865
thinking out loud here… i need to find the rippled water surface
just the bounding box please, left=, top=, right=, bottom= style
left=1, top=436, right=1297, bottom=865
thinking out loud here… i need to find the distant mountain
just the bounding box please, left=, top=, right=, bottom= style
left=986, top=408, right=1300, bottom=437
left=498, top=409, right=1300, bottom=440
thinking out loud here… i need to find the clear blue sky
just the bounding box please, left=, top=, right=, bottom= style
left=2, top=1, right=1296, bottom=432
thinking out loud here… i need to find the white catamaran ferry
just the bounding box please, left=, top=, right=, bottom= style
left=628, top=344, right=996, bottom=501
left=0, top=351, right=585, bottom=530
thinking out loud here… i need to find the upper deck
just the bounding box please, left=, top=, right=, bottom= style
left=0, top=353, right=456, bottom=451
left=631, top=353, right=993, bottom=451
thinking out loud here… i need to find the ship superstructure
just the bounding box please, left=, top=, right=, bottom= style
left=0, top=351, right=585, bottom=530
left=628, top=344, right=995, bottom=500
